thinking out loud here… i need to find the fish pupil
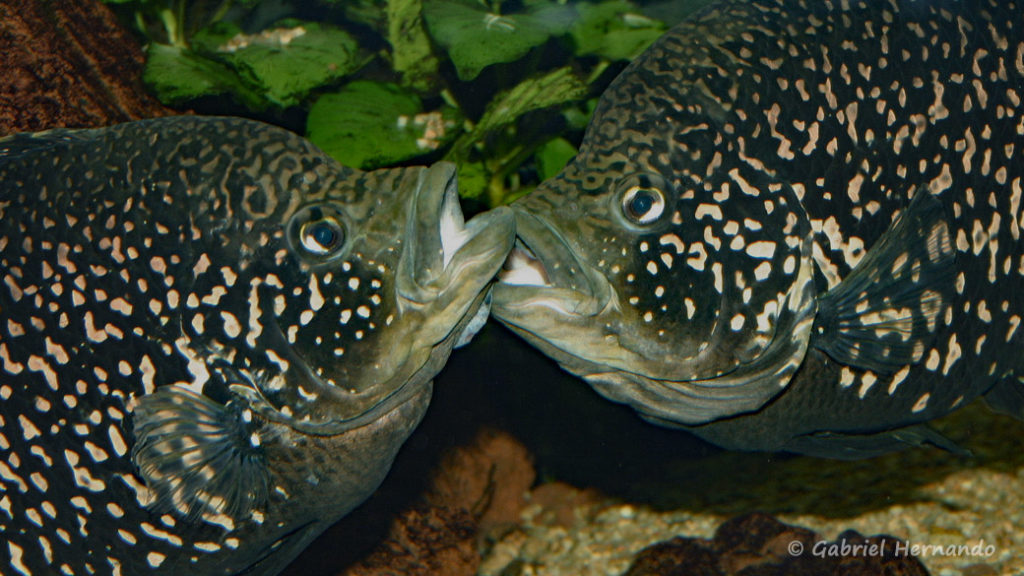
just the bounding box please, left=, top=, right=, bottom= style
left=621, top=185, right=665, bottom=225
left=629, top=192, right=654, bottom=217
left=297, top=216, right=345, bottom=256
left=311, top=222, right=337, bottom=247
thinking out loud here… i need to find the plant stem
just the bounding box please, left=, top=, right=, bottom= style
left=176, top=0, right=187, bottom=44
left=487, top=173, right=506, bottom=208
left=158, top=8, right=182, bottom=47
left=134, top=10, right=148, bottom=38
left=210, top=0, right=234, bottom=25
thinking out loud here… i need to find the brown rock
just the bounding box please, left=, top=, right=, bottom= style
left=714, top=512, right=820, bottom=574
left=626, top=537, right=722, bottom=576
left=626, top=513, right=931, bottom=576
left=0, top=0, right=174, bottom=135
left=526, top=481, right=604, bottom=528
left=340, top=428, right=535, bottom=575
left=344, top=506, right=479, bottom=576
left=425, top=427, right=536, bottom=538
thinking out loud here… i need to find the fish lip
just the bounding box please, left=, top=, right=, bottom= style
left=492, top=209, right=611, bottom=317
left=398, top=162, right=478, bottom=302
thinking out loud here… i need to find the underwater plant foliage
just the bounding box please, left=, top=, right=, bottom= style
left=102, top=0, right=716, bottom=207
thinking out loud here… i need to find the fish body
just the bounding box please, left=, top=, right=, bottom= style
left=0, top=116, right=514, bottom=574
left=494, top=0, right=1024, bottom=457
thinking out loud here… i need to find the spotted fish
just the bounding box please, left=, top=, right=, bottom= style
left=0, top=116, right=514, bottom=574
left=494, top=0, right=1024, bottom=458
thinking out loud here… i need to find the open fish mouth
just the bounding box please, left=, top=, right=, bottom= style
left=492, top=209, right=611, bottom=319
left=499, top=241, right=550, bottom=287
left=399, top=162, right=514, bottom=305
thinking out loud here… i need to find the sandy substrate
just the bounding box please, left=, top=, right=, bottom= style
left=478, top=403, right=1023, bottom=576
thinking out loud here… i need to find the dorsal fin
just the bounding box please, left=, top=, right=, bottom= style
left=0, top=128, right=91, bottom=161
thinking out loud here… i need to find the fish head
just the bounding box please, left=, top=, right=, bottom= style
left=228, top=158, right=514, bottom=432
left=492, top=101, right=818, bottom=425
left=99, top=118, right=516, bottom=534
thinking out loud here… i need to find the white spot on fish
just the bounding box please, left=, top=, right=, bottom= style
left=745, top=241, right=777, bottom=259
left=887, top=366, right=911, bottom=395
left=911, top=393, right=930, bottom=413
left=728, top=314, right=744, bottom=331
left=753, top=261, right=772, bottom=281
left=308, top=275, right=325, bottom=311
left=659, top=233, right=686, bottom=254
left=222, top=311, right=242, bottom=338
left=839, top=367, right=856, bottom=388
left=147, top=552, right=166, bottom=568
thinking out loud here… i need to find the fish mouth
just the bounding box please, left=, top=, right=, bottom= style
left=398, top=163, right=515, bottom=329
left=398, top=163, right=513, bottom=302
left=492, top=209, right=612, bottom=318
left=499, top=241, right=550, bottom=287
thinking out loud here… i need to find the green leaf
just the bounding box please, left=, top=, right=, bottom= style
left=457, top=161, right=489, bottom=200
left=562, top=99, right=599, bottom=131
left=189, top=21, right=243, bottom=55
left=335, top=0, right=389, bottom=30
left=448, top=66, right=587, bottom=162
left=142, top=43, right=267, bottom=109
left=307, top=81, right=461, bottom=169
left=479, top=67, right=587, bottom=133
left=214, top=22, right=365, bottom=108
left=387, top=0, right=440, bottom=92
left=571, top=1, right=666, bottom=61
left=423, top=0, right=576, bottom=81
left=535, top=137, right=577, bottom=181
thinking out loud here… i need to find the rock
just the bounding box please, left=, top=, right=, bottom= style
left=424, top=427, right=536, bottom=539
left=525, top=482, right=604, bottom=528
left=626, top=538, right=722, bottom=576
left=339, top=428, right=535, bottom=575
left=626, top=512, right=931, bottom=576
left=343, top=506, right=480, bottom=576
left=0, top=0, right=173, bottom=134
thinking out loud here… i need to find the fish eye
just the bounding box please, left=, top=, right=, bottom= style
left=618, top=177, right=668, bottom=226
left=288, top=204, right=348, bottom=260
left=300, top=219, right=343, bottom=254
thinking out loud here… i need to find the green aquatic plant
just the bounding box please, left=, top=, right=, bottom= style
left=109, top=0, right=690, bottom=206
left=103, top=0, right=257, bottom=47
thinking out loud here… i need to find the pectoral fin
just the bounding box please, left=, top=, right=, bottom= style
left=812, top=191, right=956, bottom=373
left=131, top=384, right=270, bottom=522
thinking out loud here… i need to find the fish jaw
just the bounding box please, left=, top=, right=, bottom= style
left=395, top=162, right=516, bottom=346
left=496, top=209, right=615, bottom=316
left=492, top=206, right=652, bottom=372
